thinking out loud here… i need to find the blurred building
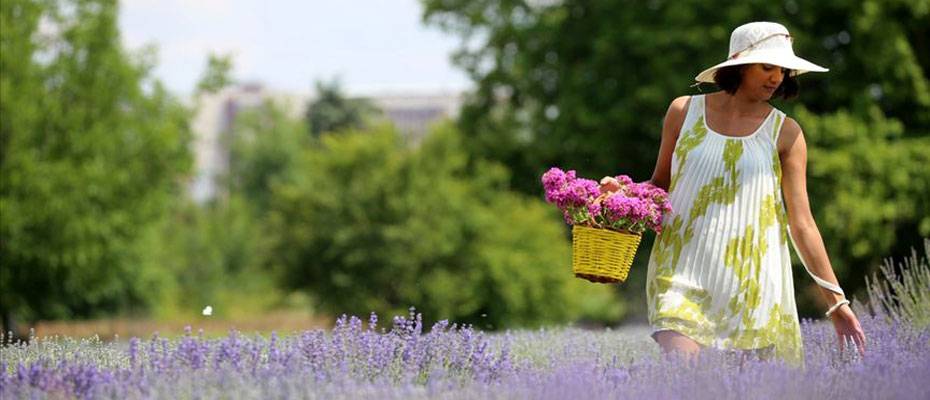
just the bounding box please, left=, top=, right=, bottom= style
left=367, top=90, right=463, bottom=145
left=187, top=83, right=308, bottom=203
left=188, top=84, right=463, bottom=203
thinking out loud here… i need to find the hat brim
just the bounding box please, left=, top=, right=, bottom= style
left=694, top=52, right=829, bottom=83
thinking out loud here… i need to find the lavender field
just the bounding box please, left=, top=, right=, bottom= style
left=3, top=244, right=929, bottom=399
left=1, top=309, right=927, bottom=399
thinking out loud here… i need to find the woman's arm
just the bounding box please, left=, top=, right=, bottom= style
left=779, top=116, right=866, bottom=353
left=778, top=117, right=844, bottom=304
left=647, top=96, right=690, bottom=190
left=600, top=96, right=689, bottom=193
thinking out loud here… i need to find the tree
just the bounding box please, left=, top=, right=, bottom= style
left=305, top=78, right=381, bottom=137
left=0, top=0, right=191, bottom=333
left=132, top=56, right=288, bottom=321
left=195, top=52, right=235, bottom=96
left=267, top=122, right=621, bottom=328
left=422, top=0, right=930, bottom=315
left=137, top=195, right=280, bottom=320
left=226, top=99, right=307, bottom=213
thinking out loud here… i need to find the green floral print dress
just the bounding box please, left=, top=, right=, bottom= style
left=646, top=94, right=804, bottom=366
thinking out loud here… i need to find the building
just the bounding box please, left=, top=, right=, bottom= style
left=187, top=83, right=464, bottom=202
left=366, top=90, right=463, bottom=145
left=188, top=83, right=309, bottom=203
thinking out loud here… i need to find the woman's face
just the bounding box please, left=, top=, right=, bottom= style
left=739, top=63, right=788, bottom=100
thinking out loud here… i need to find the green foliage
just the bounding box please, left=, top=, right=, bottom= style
left=267, top=121, right=620, bottom=328
left=305, top=79, right=381, bottom=137
left=0, top=0, right=191, bottom=326
left=422, top=0, right=930, bottom=315
left=226, top=99, right=307, bottom=213
left=139, top=197, right=281, bottom=320
left=195, top=52, right=235, bottom=95
left=422, top=0, right=929, bottom=189
left=862, top=238, right=930, bottom=329
left=796, top=105, right=930, bottom=271
left=135, top=73, right=300, bottom=322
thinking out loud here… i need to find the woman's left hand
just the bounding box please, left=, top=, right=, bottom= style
left=599, top=176, right=620, bottom=194
left=830, top=304, right=867, bottom=356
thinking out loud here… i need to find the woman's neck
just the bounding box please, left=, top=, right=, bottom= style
left=711, top=90, right=769, bottom=117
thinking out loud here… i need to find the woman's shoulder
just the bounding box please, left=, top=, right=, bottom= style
left=665, top=95, right=693, bottom=120
left=771, top=104, right=798, bottom=132
left=776, top=112, right=803, bottom=154
left=779, top=114, right=801, bottom=136
left=661, top=95, right=694, bottom=141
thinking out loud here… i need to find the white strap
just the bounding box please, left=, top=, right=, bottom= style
left=787, top=226, right=845, bottom=296
left=825, top=299, right=850, bottom=317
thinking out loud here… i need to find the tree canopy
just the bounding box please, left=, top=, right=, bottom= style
left=422, top=0, right=930, bottom=313
left=1, top=0, right=192, bottom=330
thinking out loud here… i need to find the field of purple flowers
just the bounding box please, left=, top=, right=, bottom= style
left=3, top=242, right=929, bottom=399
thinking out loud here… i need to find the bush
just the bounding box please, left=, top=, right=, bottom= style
left=140, top=196, right=282, bottom=320
left=267, top=122, right=621, bottom=328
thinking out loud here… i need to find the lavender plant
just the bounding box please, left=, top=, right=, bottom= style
left=860, top=238, right=930, bottom=329
left=2, top=313, right=928, bottom=399
left=2, top=246, right=930, bottom=399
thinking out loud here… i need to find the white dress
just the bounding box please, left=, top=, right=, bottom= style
left=645, top=94, right=804, bottom=366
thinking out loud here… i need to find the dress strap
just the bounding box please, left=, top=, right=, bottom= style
left=770, top=108, right=787, bottom=144
left=680, top=94, right=704, bottom=134
left=787, top=228, right=845, bottom=295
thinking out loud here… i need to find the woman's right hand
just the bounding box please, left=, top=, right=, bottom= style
left=830, top=304, right=867, bottom=356
left=599, top=176, right=621, bottom=194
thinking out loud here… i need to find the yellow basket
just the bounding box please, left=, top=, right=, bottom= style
left=572, top=225, right=642, bottom=284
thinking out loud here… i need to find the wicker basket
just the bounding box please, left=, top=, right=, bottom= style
left=572, top=225, right=642, bottom=284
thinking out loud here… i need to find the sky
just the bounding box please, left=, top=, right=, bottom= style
left=118, top=0, right=472, bottom=97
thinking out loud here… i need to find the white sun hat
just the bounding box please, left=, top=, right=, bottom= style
left=695, top=21, right=828, bottom=83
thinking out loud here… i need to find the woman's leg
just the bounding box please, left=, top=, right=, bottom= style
left=738, top=345, right=775, bottom=368
left=652, top=329, right=702, bottom=359
left=720, top=346, right=775, bottom=371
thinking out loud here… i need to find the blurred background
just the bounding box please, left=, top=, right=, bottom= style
left=1, top=0, right=928, bottom=339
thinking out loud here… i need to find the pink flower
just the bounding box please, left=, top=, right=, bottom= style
left=615, top=175, right=634, bottom=187
left=542, top=168, right=589, bottom=207
left=542, top=167, right=569, bottom=193
left=587, top=201, right=602, bottom=218
left=542, top=167, right=671, bottom=233
left=603, top=194, right=636, bottom=221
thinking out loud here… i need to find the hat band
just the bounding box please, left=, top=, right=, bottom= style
left=728, top=33, right=793, bottom=60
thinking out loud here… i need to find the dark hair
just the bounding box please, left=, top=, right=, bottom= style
left=713, top=64, right=799, bottom=100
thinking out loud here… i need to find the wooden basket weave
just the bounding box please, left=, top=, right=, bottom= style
left=571, top=225, right=642, bottom=284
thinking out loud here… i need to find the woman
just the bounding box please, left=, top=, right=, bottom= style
left=602, top=21, right=866, bottom=366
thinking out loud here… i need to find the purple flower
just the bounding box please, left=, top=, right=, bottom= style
left=1, top=301, right=929, bottom=399
left=614, top=175, right=634, bottom=187
left=562, top=210, right=574, bottom=225
left=587, top=201, right=602, bottom=218
left=564, top=179, right=599, bottom=207
left=602, top=194, right=633, bottom=220
left=542, top=167, right=570, bottom=193
left=542, top=167, right=603, bottom=225
left=543, top=168, right=591, bottom=209
left=542, top=167, right=672, bottom=231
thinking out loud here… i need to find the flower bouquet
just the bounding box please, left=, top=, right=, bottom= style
left=542, top=167, right=672, bottom=284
